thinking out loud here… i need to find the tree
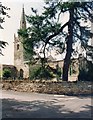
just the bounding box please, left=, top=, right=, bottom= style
left=0, top=2, right=10, bottom=55
left=18, top=0, right=93, bottom=81
left=43, top=1, right=93, bottom=81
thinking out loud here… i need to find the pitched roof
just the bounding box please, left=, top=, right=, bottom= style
left=47, top=55, right=56, bottom=62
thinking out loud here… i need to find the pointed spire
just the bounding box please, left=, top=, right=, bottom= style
left=20, top=4, right=26, bottom=29
left=14, top=33, right=16, bottom=42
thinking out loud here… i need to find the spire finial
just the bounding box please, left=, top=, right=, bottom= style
left=22, top=4, right=24, bottom=9
left=20, top=4, right=26, bottom=29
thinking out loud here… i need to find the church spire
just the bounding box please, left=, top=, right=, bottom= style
left=20, top=4, right=26, bottom=29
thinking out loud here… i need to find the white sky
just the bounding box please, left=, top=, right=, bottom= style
left=0, top=0, right=44, bottom=65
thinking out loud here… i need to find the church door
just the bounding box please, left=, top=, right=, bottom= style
left=19, top=69, right=24, bottom=79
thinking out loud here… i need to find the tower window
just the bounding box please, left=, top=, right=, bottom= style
left=17, top=44, right=19, bottom=50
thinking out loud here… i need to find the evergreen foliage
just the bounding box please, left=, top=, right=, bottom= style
left=0, top=2, right=10, bottom=55
left=18, top=1, right=93, bottom=81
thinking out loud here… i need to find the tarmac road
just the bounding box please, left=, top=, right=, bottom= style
left=1, top=90, right=93, bottom=119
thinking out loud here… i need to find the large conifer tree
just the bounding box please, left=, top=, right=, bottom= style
left=19, top=1, right=93, bottom=81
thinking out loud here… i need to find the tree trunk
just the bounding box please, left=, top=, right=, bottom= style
left=62, top=9, right=74, bottom=81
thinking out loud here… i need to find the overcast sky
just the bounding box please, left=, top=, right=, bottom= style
left=0, top=0, right=45, bottom=65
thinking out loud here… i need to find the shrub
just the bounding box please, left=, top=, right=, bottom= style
left=78, top=61, right=93, bottom=81
left=29, top=65, right=54, bottom=80
left=3, top=69, right=11, bottom=79
left=78, top=69, right=88, bottom=81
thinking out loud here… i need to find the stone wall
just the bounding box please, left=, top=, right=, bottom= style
left=1, top=80, right=92, bottom=95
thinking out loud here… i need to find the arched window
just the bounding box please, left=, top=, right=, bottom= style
left=17, top=44, right=19, bottom=50
left=19, top=69, right=24, bottom=78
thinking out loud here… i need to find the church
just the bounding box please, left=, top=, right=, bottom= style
left=0, top=6, right=29, bottom=79
left=13, top=6, right=29, bottom=79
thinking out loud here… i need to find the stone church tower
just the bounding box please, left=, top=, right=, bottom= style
left=14, top=6, right=29, bottom=79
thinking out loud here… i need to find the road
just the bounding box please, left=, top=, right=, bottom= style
left=0, top=90, right=93, bottom=119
